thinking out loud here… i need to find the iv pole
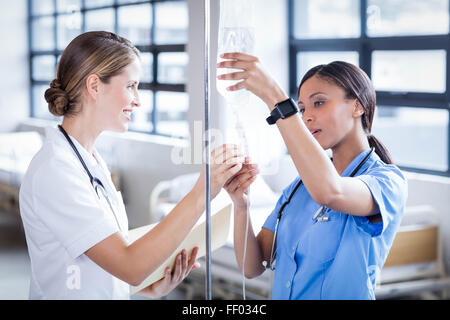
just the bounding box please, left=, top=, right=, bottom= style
left=203, top=0, right=212, bottom=300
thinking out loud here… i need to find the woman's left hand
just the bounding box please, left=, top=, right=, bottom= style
left=137, top=247, right=200, bottom=299
left=224, top=157, right=259, bottom=210
left=217, top=52, right=288, bottom=108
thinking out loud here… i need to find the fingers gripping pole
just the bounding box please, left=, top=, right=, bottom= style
left=204, top=0, right=212, bottom=300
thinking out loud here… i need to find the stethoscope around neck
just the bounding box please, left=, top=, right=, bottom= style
left=58, top=125, right=123, bottom=232
left=263, top=147, right=375, bottom=271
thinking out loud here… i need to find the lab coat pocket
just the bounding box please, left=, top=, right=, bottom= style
left=299, top=212, right=344, bottom=265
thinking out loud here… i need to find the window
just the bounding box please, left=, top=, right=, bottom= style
left=289, top=0, right=450, bottom=176
left=28, top=0, right=189, bottom=138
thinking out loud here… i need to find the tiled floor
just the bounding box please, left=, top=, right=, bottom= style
left=0, top=211, right=30, bottom=300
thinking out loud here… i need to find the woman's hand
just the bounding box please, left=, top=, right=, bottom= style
left=195, top=144, right=245, bottom=200
left=224, top=157, right=259, bottom=210
left=216, top=52, right=288, bottom=108
left=137, top=247, right=200, bottom=299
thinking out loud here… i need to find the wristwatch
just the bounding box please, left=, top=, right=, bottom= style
left=266, top=98, right=299, bottom=125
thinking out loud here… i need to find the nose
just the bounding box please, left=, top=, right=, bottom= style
left=301, top=108, right=314, bottom=123
left=132, top=88, right=141, bottom=108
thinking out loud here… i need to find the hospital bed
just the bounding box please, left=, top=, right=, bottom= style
left=149, top=172, right=279, bottom=299
left=375, top=205, right=450, bottom=299
left=0, top=130, right=123, bottom=217
left=0, top=131, right=43, bottom=215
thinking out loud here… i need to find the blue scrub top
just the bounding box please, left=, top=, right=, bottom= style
left=263, top=148, right=408, bottom=300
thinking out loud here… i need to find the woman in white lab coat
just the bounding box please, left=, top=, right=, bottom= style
left=18, top=31, right=249, bottom=299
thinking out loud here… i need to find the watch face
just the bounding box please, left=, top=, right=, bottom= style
left=278, top=99, right=297, bottom=114
left=279, top=103, right=294, bottom=114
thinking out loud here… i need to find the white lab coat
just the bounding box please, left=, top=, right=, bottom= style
left=19, top=126, right=130, bottom=299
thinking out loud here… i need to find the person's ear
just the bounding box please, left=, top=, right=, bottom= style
left=85, top=74, right=101, bottom=101
left=352, top=100, right=365, bottom=118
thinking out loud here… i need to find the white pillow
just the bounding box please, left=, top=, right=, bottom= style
left=168, top=172, right=200, bottom=203
left=167, top=172, right=278, bottom=208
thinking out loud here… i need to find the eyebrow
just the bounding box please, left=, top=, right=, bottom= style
left=310, top=92, right=327, bottom=98
left=298, top=92, right=327, bottom=105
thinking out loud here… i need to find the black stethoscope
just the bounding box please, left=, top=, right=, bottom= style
left=58, top=125, right=123, bottom=232
left=264, top=147, right=374, bottom=271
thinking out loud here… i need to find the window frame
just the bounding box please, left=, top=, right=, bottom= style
left=288, top=0, right=450, bottom=176
left=27, top=0, right=188, bottom=138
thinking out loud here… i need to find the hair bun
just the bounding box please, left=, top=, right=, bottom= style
left=50, top=79, right=62, bottom=89
left=45, top=79, right=70, bottom=116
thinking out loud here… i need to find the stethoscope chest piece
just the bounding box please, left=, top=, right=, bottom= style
left=317, top=216, right=329, bottom=222
left=264, top=147, right=374, bottom=270
left=312, top=205, right=331, bottom=223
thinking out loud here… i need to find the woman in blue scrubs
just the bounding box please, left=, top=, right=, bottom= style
left=219, top=54, right=408, bottom=300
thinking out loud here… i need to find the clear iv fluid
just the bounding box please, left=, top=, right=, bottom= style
left=217, top=27, right=255, bottom=106
left=216, top=0, right=255, bottom=300
left=216, top=27, right=254, bottom=157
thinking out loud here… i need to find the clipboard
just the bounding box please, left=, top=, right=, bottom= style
left=128, top=203, right=232, bottom=294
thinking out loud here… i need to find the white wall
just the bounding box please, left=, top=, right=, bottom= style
left=0, top=0, right=29, bottom=132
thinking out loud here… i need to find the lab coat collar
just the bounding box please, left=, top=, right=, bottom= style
left=44, top=126, right=101, bottom=169
left=45, top=126, right=120, bottom=210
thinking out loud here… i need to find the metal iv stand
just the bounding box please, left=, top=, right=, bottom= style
left=203, top=0, right=212, bottom=300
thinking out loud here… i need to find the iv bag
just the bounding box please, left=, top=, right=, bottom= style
left=216, top=0, right=255, bottom=106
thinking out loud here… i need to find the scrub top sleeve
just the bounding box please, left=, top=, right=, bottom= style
left=262, top=176, right=301, bottom=232
left=355, top=165, right=408, bottom=237
left=31, top=158, right=119, bottom=259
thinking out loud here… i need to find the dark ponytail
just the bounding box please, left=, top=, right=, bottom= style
left=368, top=134, right=393, bottom=164
left=299, top=61, right=394, bottom=164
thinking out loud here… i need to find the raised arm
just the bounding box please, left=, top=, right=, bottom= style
left=85, top=144, right=246, bottom=287
left=217, top=53, right=378, bottom=217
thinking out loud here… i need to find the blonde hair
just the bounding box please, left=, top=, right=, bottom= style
left=45, top=31, right=140, bottom=117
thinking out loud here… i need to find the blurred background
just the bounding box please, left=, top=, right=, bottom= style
left=0, top=0, right=449, bottom=300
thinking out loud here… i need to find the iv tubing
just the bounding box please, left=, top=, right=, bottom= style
left=231, top=107, right=250, bottom=300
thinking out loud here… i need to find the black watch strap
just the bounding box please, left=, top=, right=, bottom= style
left=266, top=109, right=281, bottom=125
left=266, top=98, right=298, bottom=125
